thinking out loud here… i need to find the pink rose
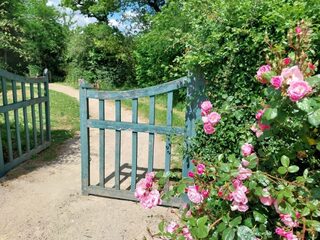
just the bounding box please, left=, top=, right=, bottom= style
left=287, top=80, right=312, bottom=102
left=241, top=159, right=250, bottom=167
left=202, top=116, right=209, bottom=123
left=259, top=188, right=274, bottom=206
left=140, top=189, right=162, bottom=209
left=255, top=109, right=265, bottom=120
left=232, top=185, right=249, bottom=204
left=182, top=227, right=193, bottom=240
left=237, top=165, right=252, bottom=181
left=251, top=124, right=263, bottom=137
left=135, top=179, right=149, bottom=199
left=196, top=163, right=205, bottom=175
left=295, top=26, right=302, bottom=35
left=270, top=76, right=283, bottom=89
left=166, top=221, right=179, bottom=233
left=256, top=65, right=272, bottom=84
left=280, top=214, right=299, bottom=228
left=241, top=143, right=254, bottom=157
left=258, top=122, right=270, bottom=131
left=275, top=227, right=287, bottom=237
left=208, top=112, right=221, bottom=125
left=203, top=122, right=215, bottom=134
left=188, top=171, right=195, bottom=178
left=308, top=62, right=316, bottom=70
left=231, top=202, right=249, bottom=212
left=200, top=101, right=212, bottom=116
left=283, top=57, right=291, bottom=65
left=281, top=66, right=304, bottom=84
left=201, top=189, right=210, bottom=198
left=285, top=232, right=298, bottom=240
left=187, top=185, right=203, bottom=204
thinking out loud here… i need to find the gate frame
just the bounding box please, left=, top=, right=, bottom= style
left=80, top=71, right=205, bottom=204
left=0, top=69, right=51, bottom=177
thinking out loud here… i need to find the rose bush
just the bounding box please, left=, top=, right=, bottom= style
left=135, top=22, right=320, bottom=239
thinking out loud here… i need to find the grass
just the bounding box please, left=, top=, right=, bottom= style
left=0, top=89, right=80, bottom=163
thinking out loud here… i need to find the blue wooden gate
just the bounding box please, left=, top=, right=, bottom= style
left=80, top=72, right=204, bottom=204
left=0, top=69, right=51, bottom=177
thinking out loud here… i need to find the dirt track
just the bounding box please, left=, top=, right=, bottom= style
left=0, top=84, right=176, bottom=240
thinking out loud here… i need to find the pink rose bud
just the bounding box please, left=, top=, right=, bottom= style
left=259, top=188, right=274, bottom=206
left=256, top=65, right=272, bottom=84
left=287, top=80, right=312, bottom=102
left=196, top=163, right=205, bottom=175
left=283, top=57, right=291, bottom=65
left=275, top=227, right=287, bottom=237
left=200, top=100, right=212, bottom=116
left=201, top=189, right=210, bottom=198
left=308, top=62, right=316, bottom=70
left=188, top=171, right=195, bottom=178
left=241, top=159, right=250, bottom=167
left=295, top=26, right=302, bottom=35
left=270, top=76, right=283, bottom=89
left=203, top=122, right=215, bottom=134
left=255, top=109, right=265, bottom=120
left=296, top=212, right=301, bottom=219
left=241, top=143, right=254, bottom=157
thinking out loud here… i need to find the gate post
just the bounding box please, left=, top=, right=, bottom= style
left=80, top=80, right=92, bottom=195
left=183, top=69, right=205, bottom=177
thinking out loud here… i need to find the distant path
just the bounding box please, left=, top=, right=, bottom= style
left=0, top=83, right=174, bottom=240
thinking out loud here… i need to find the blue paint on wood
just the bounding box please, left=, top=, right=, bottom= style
left=30, top=83, right=38, bottom=148
left=0, top=69, right=50, bottom=177
left=165, top=91, right=173, bottom=172
left=99, top=99, right=105, bottom=187
left=38, top=83, right=44, bottom=144
left=115, top=100, right=121, bottom=190
left=130, top=98, right=138, bottom=191
left=12, top=80, right=22, bottom=156
left=44, top=73, right=51, bottom=142
left=21, top=82, right=31, bottom=152
left=148, top=96, right=155, bottom=172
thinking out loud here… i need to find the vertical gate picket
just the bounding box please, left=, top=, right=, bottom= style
left=30, top=83, right=37, bottom=148
left=115, top=100, right=121, bottom=190
left=99, top=99, right=105, bottom=187
left=147, top=96, right=155, bottom=172
left=1, top=77, right=13, bottom=162
left=12, top=80, right=22, bottom=156
left=131, top=98, right=138, bottom=191
left=0, top=129, right=4, bottom=175
left=165, top=91, right=173, bottom=173
left=80, top=82, right=90, bottom=193
left=44, top=71, right=51, bottom=142
left=21, top=82, right=30, bottom=152
left=37, top=82, right=44, bottom=144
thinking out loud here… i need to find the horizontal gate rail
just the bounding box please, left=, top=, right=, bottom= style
left=80, top=71, right=205, bottom=207
left=0, top=69, right=51, bottom=177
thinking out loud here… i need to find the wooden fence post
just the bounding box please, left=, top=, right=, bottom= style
left=183, top=69, right=205, bottom=178
left=44, top=69, right=51, bottom=142
left=80, top=80, right=91, bottom=195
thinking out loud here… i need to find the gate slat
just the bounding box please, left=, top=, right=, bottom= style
left=148, top=96, right=155, bottom=172
left=130, top=98, right=138, bottom=191
left=165, top=91, right=173, bottom=172
left=44, top=77, right=51, bottom=142
left=1, top=77, right=13, bottom=162
left=99, top=99, right=105, bottom=187
left=38, top=83, right=44, bottom=144
left=0, top=128, right=4, bottom=174
left=115, top=100, right=121, bottom=190
left=21, top=82, right=30, bottom=152
left=12, top=80, right=22, bottom=156
left=30, top=83, right=37, bottom=147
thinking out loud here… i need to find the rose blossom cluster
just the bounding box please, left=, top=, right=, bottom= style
left=134, top=172, right=162, bottom=209
left=256, top=64, right=313, bottom=102
left=186, top=185, right=209, bottom=204
left=200, top=100, right=221, bottom=134
left=251, top=109, right=271, bottom=137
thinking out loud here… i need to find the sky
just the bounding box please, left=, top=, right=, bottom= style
left=46, top=0, right=133, bottom=32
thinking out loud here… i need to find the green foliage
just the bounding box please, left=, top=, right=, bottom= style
left=65, top=24, right=134, bottom=88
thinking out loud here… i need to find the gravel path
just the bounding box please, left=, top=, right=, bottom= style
left=0, top=84, right=176, bottom=240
